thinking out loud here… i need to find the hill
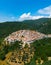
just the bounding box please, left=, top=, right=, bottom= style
left=0, top=18, right=51, bottom=38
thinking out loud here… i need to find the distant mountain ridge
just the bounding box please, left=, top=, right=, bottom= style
left=0, top=18, right=51, bottom=38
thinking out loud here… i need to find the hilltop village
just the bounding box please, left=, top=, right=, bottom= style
left=4, top=30, right=47, bottom=47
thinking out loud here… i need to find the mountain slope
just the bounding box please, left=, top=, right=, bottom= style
left=0, top=18, right=51, bottom=38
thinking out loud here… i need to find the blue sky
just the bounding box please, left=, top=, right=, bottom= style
left=0, top=0, right=51, bottom=22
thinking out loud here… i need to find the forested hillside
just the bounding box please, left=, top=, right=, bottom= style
left=0, top=18, right=51, bottom=38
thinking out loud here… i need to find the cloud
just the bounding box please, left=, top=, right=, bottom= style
left=18, top=5, right=51, bottom=21
left=18, top=12, right=44, bottom=21
left=0, top=5, right=51, bottom=22
left=38, top=5, right=51, bottom=17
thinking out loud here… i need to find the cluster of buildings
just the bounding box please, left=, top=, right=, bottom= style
left=4, top=30, right=47, bottom=47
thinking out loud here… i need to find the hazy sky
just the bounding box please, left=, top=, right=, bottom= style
left=0, top=0, right=51, bottom=22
